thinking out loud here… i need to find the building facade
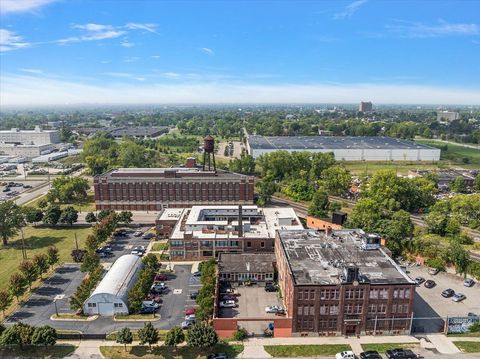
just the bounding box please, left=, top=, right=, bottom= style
left=437, top=111, right=459, bottom=122
left=218, top=253, right=275, bottom=283
left=275, top=229, right=415, bottom=336
left=0, top=143, right=54, bottom=159
left=165, top=205, right=303, bottom=260
left=359, top=101, right=373, bottom=112
left=94, top=167, right=254, bottom=211
left=0, top=126, right=60, bottom=145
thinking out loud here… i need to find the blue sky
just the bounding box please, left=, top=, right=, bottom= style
left=1, top=0, right=479, bottom=105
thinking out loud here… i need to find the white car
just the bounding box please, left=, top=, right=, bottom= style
left=265, top=305, right=282, bottom=314
left=133, top=230, right=143, bottom=237
left=185, top=314, right=196, bottom=321
left=131, top=246, right=146, bottom=256
left=219, top=300, right=237, bottom=308
left=335, top=351, right=355, bottom=359
left=142, top=300, right=160, bottom=309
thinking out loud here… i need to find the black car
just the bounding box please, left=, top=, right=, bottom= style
left=360, top=351, right=382, bottom=359
left=424, top=280, right=436, bottom=288
left=139, top=306, right=156, bottom=314
left=386, top=348, right=421, bottom=359
left=193, top=271, right=201, bottom=277
left=414, top=277, right=425, bottom=285
left=190, top=291, right=198, bottom=300
left=441, top=288, right=455, bottom=298
left=265, top=283, right=277, bottom=292
left=207, top=354, right=228, bottom=359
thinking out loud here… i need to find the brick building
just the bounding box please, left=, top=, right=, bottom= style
left=165, top=205, right=303, bottom=260
left=275, top=229, right=415, bottom=336
left=94, top=166, right=254, bottom=211
left=218, top=253, right=275, bottom=283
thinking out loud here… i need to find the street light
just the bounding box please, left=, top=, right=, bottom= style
left=53, top=294, right=65, bottom=317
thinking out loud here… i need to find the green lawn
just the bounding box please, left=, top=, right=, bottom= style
left=152, top=242, right=169, bottom=251
left=100, top=343, right=244, bottom=359
left=361, top=343, right=418, bottom=353
left=0, top=226, right=91, bottom=290
left=415, top=140, right=480, bottom=166
left=447, top=331, right=480, bottom=337
left=0, top=344, right=76, bottom=358
left=263, top=344, right=351, bottom=357
left=453, top=341, right=480, bottom=353
left=25, top=193, right=96, bottom=212
left=341, top=160, right=451, bottom=176
left=106, top=330, right=168, bottom=341
left=114, top=313, right=160, bottom=321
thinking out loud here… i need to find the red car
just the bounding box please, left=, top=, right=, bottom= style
left=185, top=308, right=196, bottom=315
left=146, top=294, right=162, bottom=303
left=154, top=273, right=168, bottom=282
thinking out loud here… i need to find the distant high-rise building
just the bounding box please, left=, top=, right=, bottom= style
left=437, top=111, right=459, bottom=122
left=359, top=101, right=373, bottom=112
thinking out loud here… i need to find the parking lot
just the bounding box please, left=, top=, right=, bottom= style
left=0, top=180, right=45, bottom=203
left=101, top=226, right=154, bottom=264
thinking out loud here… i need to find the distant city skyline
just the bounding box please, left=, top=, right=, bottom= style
left=1, top=0, right=479, bottom=105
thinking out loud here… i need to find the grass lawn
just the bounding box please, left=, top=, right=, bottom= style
left=453, top=341, right=480, bottom=353
left=106, top=330, right=168, bottom=341
left=52, top=313, right=90, bottom=320
left=152, top=242, right=169, bottom=251
left=263, top=344, right=351, bottom=357
left=448, top=331, right=480, bottom=337
left=341, top=160, right=449, bottom=176
left=0, top=226, right=91, bottom=290
left=100, top=343, right=244, bottom=359
left=415, top=140, right=480, bottom=166
left=361, top=343, right=418, bottom=353
left=0, top=344, right=76, bottom=358
left=25, top=193, right=96, bottom=212
left=114, top=313, right=160, bottom=321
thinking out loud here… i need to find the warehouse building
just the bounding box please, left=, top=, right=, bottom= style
left=247, top=135, right=440, bottom=161
left=275, top=229, right=415, bottom=336
left=165, top=205, right=303, bottom=260
left=0, top=143, right=54, bottom=159
left=83, top=255, right=143, bottom=316
left=0, top=126, right=60, bottom=145
left=218, top=253, right=276, bottom=283
left=94, top=162, right=254, bottom=211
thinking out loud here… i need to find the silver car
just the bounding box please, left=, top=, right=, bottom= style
left=452, top=293, right=466, bottom=302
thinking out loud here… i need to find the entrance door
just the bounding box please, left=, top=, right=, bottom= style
left=345, top=324, right=357, bottom=336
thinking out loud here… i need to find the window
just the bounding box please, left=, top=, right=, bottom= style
left=355, top=289, right=364, bottom=299
left=329, top=305, right=339, bottom=315
left=298, top=291, right=303, bottom=301
left=405, top=288, right=411, bottom=299
left=320, top=305, right=327, bottom=315
left=309, top=306, right=315, bottom=315
left=260, top=241, right=265, bottom=248
left=309, top=290, right=315, bottom=300
left=379, top=289, right=388, bottom=299
left=354, top=304, right=363, bottom=314
left=247, top=241, right=252, bottom=248
left=87, top=303, right=96, bottom=308
left=368, top=304, right=377, bottom=313
left=114, top=303, right=123, bottom=308
left=370, top=289, right=378, bottom=299
left=298, top=306, right=303, bottom=315
left=378, top=303, right=387, bottom=313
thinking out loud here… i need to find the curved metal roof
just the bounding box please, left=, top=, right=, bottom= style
left=90, top=254, right=143, bottom=301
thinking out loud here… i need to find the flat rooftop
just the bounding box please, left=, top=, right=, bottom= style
left=218, top=253, right=275, bottom=273
left=158, top=208, right=184, bottom=221
left=96, top=167, right=248, bottom=179
left=278, top=229, right=413, bottom=286
left=108, top=126, right=168, bottom=137
left=248, top=135, right=436, bottom=150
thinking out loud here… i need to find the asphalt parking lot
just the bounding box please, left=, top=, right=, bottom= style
left=101, top=226, right=153, bottom=264
left=6, top=264, right=84, bottom=327
left=0, top=180, right=45, bottom=203
left=219, top=286, right=282, bottom=319
left=409, top=265, right=480, bottom=333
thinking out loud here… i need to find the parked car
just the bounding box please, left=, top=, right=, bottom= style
left=100, top=245, right=112, bottom=253
left=220, top=300, right=237, bottom=308
left=452, top=293, right=466, bottom=302
left=335, top=351, right=355, bottom=359
left=133, top=230, right=143, bottom=237
left=441, top=289, right=455, bottom=298
left=181, top=320, right=195, bottom=329
left=150, top=282, right=166, bottom=294
left=207, top=354, right=228, bottom=359
left=424, top=280, right=436, bottom=288
left=23, top=184, right=32, bottom=189
left=265, top=283, right=277, bottom=292
left=428, top=268, right=439, bottom=275
left=192, top=271, right=201, bottom=277
left=154, top=273, right=168, bottom=282
left=142, top=232, right=155, bottom=240
left=190, top=291, right=198, bottom=300
left=139, top=306, right=156, bottom=314
left=220, top=294, right=238, bottom=302
left=414, top=277, right=425, bottom=285
left=145, top=294, right=162, bottom=303
left=386, top=348, right=422, bottom=359
left=131, top=246, right=146, bottom=256
left=185, top=308, right=196, bottom=315
left=185, top=314, right=196, bottom=321
left=463, top=278, right=475, bottom=287
left=142, top=300, right=160, bottom=309
left=265, top=305, right=283, bottom=314
left=360, top=351, right=382, bottom=359
left=114, top=229, right=127, bottom=236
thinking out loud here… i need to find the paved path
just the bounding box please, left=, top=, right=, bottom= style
left=427, top=334, right=461, bottom=355
left=239, top=338, right=271, bottom=358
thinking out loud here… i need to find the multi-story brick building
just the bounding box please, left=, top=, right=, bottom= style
left=94, top=165, right=254, bottom=211
left=164, top=205, right=303, bottom=260
left=275, top=229, right=415, bottom=336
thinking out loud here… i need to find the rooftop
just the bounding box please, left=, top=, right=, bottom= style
left=218, top=253, right=275, bottom=273
left=157, top=208, right=184, bottom=221
left=96, top=167, right=249, bottom=179
left=277, top=229, right=413, bottom=286
left=248, top=135, right=437, bottom=150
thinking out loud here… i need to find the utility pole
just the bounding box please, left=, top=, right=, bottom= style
left=20, top=228, right=27, bottom=260
left=74, top=233, right=79, bottom=250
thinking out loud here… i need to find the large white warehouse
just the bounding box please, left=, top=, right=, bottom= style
left=83, top=254, right=143, bottom=316
left=247, top=135, right=440, bottom=161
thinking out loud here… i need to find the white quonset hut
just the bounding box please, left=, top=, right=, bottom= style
left=83, top=254, right=143, bottom=316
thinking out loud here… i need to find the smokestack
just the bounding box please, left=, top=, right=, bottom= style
left=238, top=205, right=243, bottom=237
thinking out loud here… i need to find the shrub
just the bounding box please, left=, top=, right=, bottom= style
left=426, top=258, right=446, bottom=271
left=138, top=322, right=158, bottom=350
left=185, top=322, right=218, bottom=348
left=164, top=326, right=185, bottom=347
left=233, top=327, right=249, bottom=341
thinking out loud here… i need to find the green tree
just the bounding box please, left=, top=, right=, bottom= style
left=23, top=207, right=44, bottom=226
left=80, top=252, right=100, bottom=273
left=308, top=188, right=330, bottom=218
left=43, top=205, right=62, bottom=227
left=47, top=176, right=89, bottom=203
left=31, top=325, right=57, bottom=348
left=117, top=211, right=133, bottom=224
left=32, top=254, right=49, bottom=278
left=19, top=260, right=38, bottom=290
left=82, top=132, right=119, bottom=175
left=378, top=210, right=414, bottom=255
left=143, top=253, right=160, bottom=271
left=320, top=165, right=351, bottom=196
left=0, top=322, right=33, bottom=348
left=37, top=198, right=49, bottom=210
left=185, top=322, right=218, bottom=348
left=46, top=246, right=59, bottom=268
left=451, top=176, right=466, bottom=193
left=85, top=234, right=100, bottom=252
left=59, top=206, right=79, bottom=226
left=164, top=326, right=185, bottom=347
left=0, top=200, right=25, bottom=245
left=475, top=174, right=480, bottom=192
left=9, top=273, right=27, bottom=302
left=233, top=327, right=248, bottom=341
left=118, top=139, right=154, bottom=168
left=425, top=200, right=450, bottom=236
left=97, top=209, right=115, bottom=221
left=256, top=178, right=277, bottom=206
left=85, top=212, right=97, bottom=223
left=0, top=289, right=12, bottom=318
left=449, top=243, right=470, bottom=277
left=116, top=327, right=133, bottom=352
left=347, top=198, right=382, bottom=233
left=138, top=322, right=159, bottom=350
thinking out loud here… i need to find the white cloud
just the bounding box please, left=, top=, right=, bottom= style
left=334, top=0, right=367, bottom=19
left=201, top=47, right=215, bottom=55
left=125, top=23, right=158, bottom=33
left=123, top=56, right=141, bottom=63
left=1, top=73, right=479, bottom=105
left=72, top=23, right=113, bottom=32
left=19, top=68, right=44, bottom=74
left=386, top=20, right=480, bottom=38
left=0, top=29, right=30, bottom=52
left=57, top=24, right=126, bottom=44
left=120, top=38, right=135, bottom=48
left=103, top=72, right=146, bottom=81
left=0, top=0, right=58, bottom=14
